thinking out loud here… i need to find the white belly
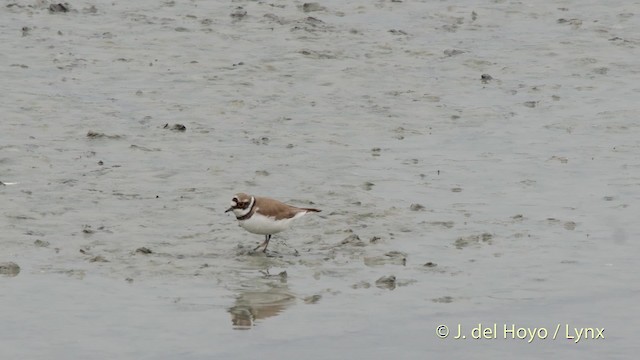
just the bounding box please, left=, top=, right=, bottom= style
left=239, top=212, right=305, bottom=235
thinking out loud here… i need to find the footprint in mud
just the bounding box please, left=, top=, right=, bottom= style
left=0, top=262, right=20, bottom=277
left=364, top=251, right=406, bottom=266
left=375, top=275, right=396, bottom=290
left=454, top=233, right=493, bottom=249
left=432, top=296, right=454, bottom=303
left=546, top=218, right=577, bottom=230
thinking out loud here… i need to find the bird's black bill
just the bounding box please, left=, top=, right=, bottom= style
left=225, top=207, right=234, bottom=213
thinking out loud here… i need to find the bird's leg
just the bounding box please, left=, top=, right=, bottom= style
left=253, top=236, right=267, bottom=252
left=253, top=234, right=272, bottom=252
left=262, top=234, right=272, bottom=253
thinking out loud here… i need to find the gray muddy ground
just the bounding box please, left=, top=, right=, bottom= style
left=1, top=1, right=638, bottom=359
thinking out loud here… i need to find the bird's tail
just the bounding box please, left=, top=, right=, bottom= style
left=302, top=208, right=321, bottom=213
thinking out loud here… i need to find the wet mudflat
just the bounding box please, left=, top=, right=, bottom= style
left=1, top=1, right=639, bottom=359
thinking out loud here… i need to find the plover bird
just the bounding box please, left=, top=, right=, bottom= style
left=225, top=193, right=321, bottom=252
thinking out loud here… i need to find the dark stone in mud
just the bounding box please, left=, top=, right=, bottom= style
left=163, top=123, right=186, bottom=131
left=389, top=29, right=408, bottom=35
left=0, top=262, right=20, bottom=277
left=49, top=3, right=69, bottom=13
left=340, top=234, right=365, bottom=247
left=365, top=252, right=406, bottom=266
left=375, top=275, right=396, bottom=290
left=86, top=131, right=121, bottom=139
left=454, top=233, right=493, bottom=249
left=251, top=136, right=270, bottom=145
left=230, top=7, right=247, bottom=19
left=83, top=5, right=98, bottom=14
left=481, top=73, right=493, bottom=83
left=361, top=181, right=374, bottom=191
left=303, top=294, right=322, bottom=304
left=410, top=203, right=425, bottom=211
left=34, top=239, right=50, bottom=247
left=432, top=296, right=454, bottom=303
left=369, top=236, right=382, bottom=244
left=351, top=281, right=371, bottom=289
left=302, top=3, right=326, bottom=12
left=443, top=49, right=465, bottom=57
left=89, top=255, right=108, bottom=263
left=136, top=247, right=153, bottom=254
left=423, top=261, right=437, bottom=267
left=261, top=270, right=288, bottom=279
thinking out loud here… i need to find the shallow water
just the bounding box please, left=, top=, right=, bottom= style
left=1, top=0, right=639, bottom=358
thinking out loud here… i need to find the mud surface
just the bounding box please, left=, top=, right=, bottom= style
left=1, top=1, right=638, bottom=359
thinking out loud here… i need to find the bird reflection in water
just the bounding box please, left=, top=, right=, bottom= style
left=228, top=287, right=296, bottom=330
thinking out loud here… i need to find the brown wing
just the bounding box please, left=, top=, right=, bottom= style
left=255, top=197, right=320, bottom=220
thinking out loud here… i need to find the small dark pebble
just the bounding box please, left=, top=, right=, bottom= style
left=304, top=294, right=322, bottom=304
left=98, top=160, right=104, bottom=165
left=136, top=247, right=153, bottom=254
left=423, top=262, right=437, bottom=267
left=251, top=136, right=270, bottom=145
left=481, top=73, right=493, bottom=83
left=370, top=236, right=382, bottom=243
left=410, top=203, right=425, bottom=211
left=49, top=3, right=69, bottom=13
left=163, top=123, right=186, bottom=131
left=362, top=181, right=375, bottom=191
left=231, top=7, right=247, bottom=19
left=432, top=296, right=454, bottom=303
left=375, top=275, right=396, bottom=290
left=34, top=239, right=50, bottom=247
left=86, top=131, right=121, bottom=139
left=302, top=2, right=326, bottom=12
left=341, top=234, right=365, bottom=247
left=90, top=255, right=108, bottom=263
left=443, top=49, right=465, bottom=57
left=87, top=131, right=103, bottom=138
left=389, top=29, right=408, bottom=35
